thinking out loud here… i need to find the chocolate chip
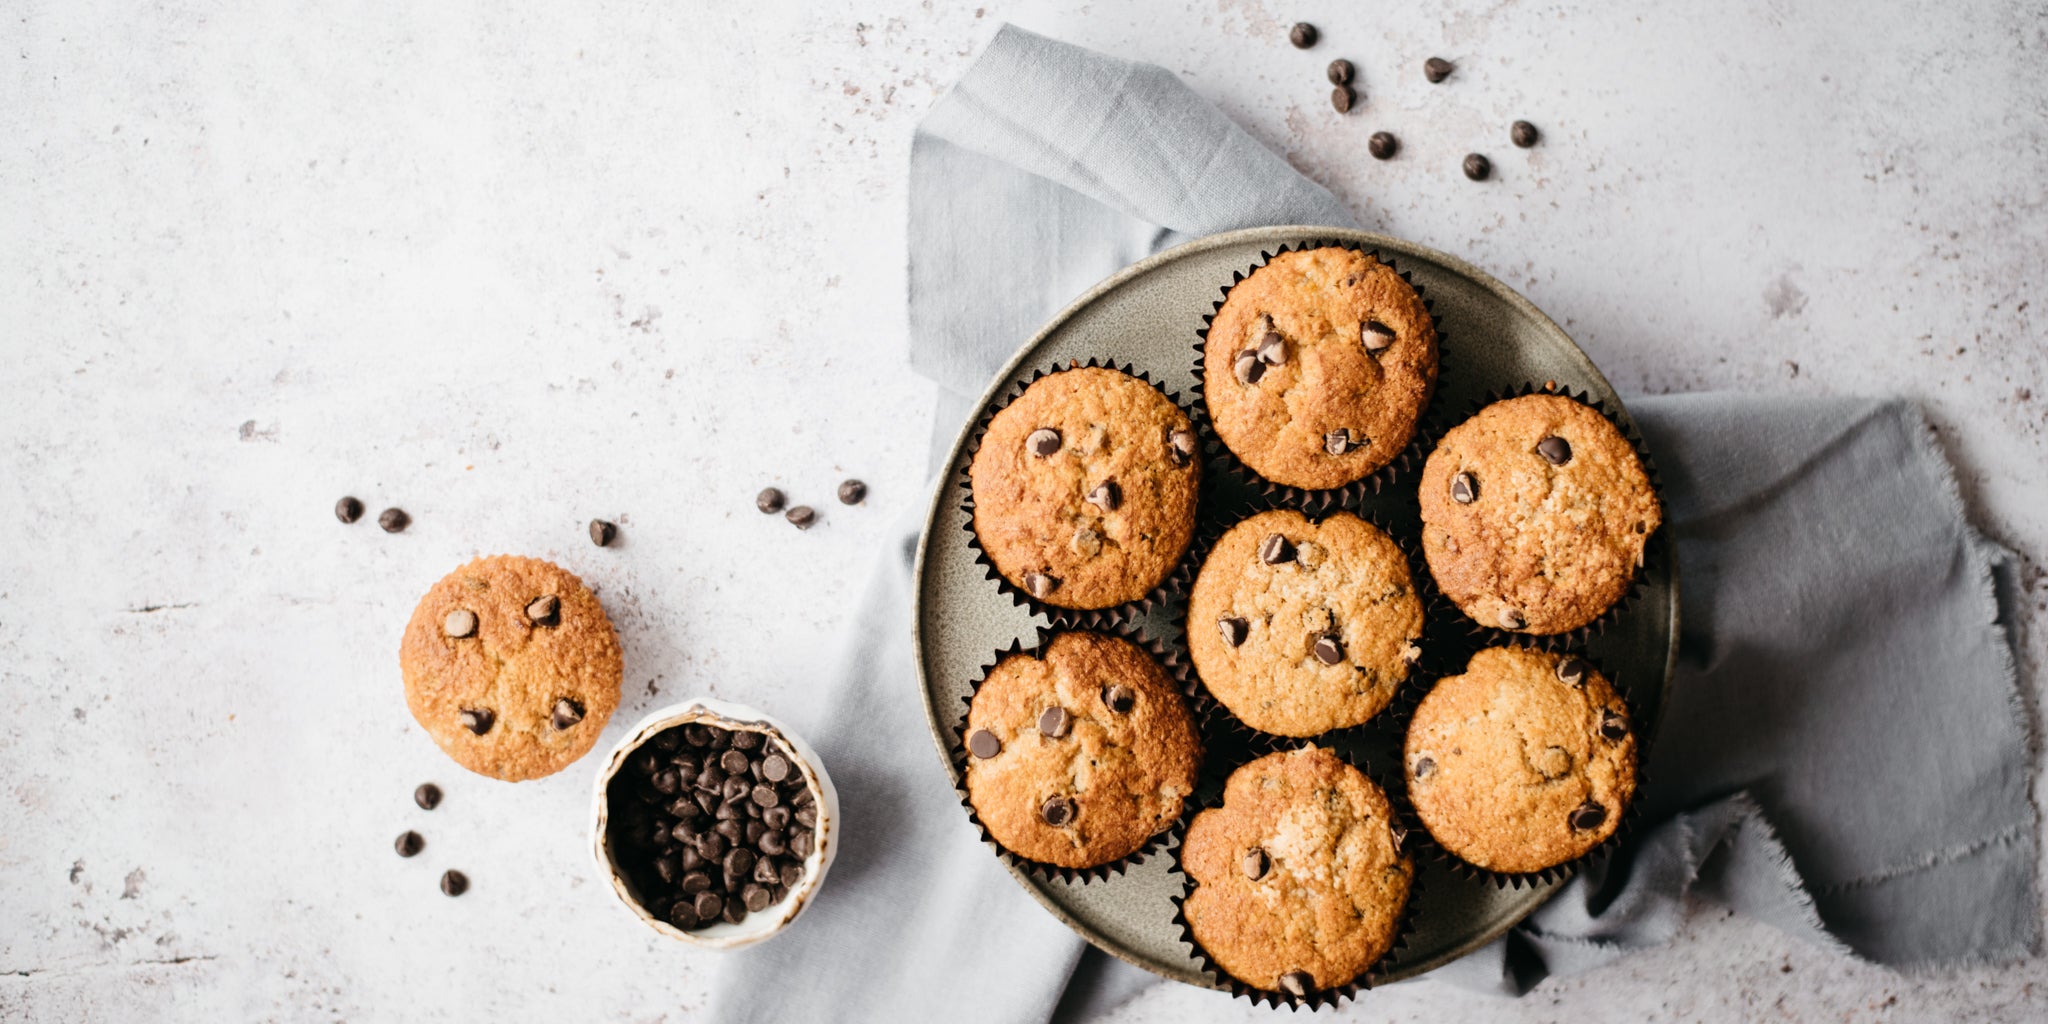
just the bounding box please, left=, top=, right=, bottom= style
left=443, top=609, right=476, bottom=638
left=720, top=750, right=750, bottom=775
left=967, top=728, right=1001, bottom=759
left=753, top=856, right=783, bottom=884
left=651, top=768, right=681, bottom=796
left=1257, top=331, right=1288, bottom=366
left=1027, top=427, right=1062, bottom=457
left=667, top=901, right=700, bottom=930
left=743, top=884, right=774, bottom=912
left=1569, top=801, right=1608, bottom=831
left=525, top=594, right=560, bottom=626
left=794, top=803, right=818, bottom=828
left=1038, top=706, right=1072, bottom=739
left=1233, top=349, right=1265, bottom=384
left=1600, top=710, right=1630, bottom=740
left=1278, top=970, right=1314, bottom=998
left=413, top=783, right=442, bottom=810
left=1327, top=58, right=1354, bottom=85
left=459, top=708, right=494, bottom=735
left=721, top=899, right=747, bottom=925
left=761, top=754, right=793, bottom=783
left=1085, top=480, right=1121, bottom=512
left=1463, top=153, right=1491, bottom=181
left=1537, top=435, right=1573, bottom=465
left=1313, top=634, right=1345, bottom=665
left=1362, top=319, right=1397, bottom=351
left=724, top=846, right=756, bottom=877
left=715, top=818, right=743, bottom=843
left=1242, top=848, right=1269, bottom=880
left=1511, top=120, right=1540, bottom=148
left=1413, top=756, right=1436, bottom=778
left=1424, top=56, right=1454, bottom=83
left=1288, top=22, right=1317, bottom=48
left=790, top=830, right=814, bottom=857
left=395, top=831, right=424, bottom=857
left=780, top=862, right=805, bottom=886
left=1369, top=131, right=1399, bottom=160
left=683, top=724, right=713, bottom=747
left=1167, top=429, right=1197, bottom=467
left=1102, top=685, right=1136, bottom=714
left=589, top=518, right=617, bottom=547
left=1023, top=572, right=1060, bottom=599
left=694, top=764, right=724, bottom=793
left=1450, top=472, right=1479, bottom=504
left=335, top=496, right=363, bottom=524
left=1391, top=825, right=1409, bottom=848
left=693, top=891, right=724, bottom=919
left=1324, top=428, right=1361, bottom=456
left=760, top=830, right=788, bottom=856
left=1258, top=533, right=1296, bottom=565
left=653, top=853, right=681, bottom=884
left=551, top=698, right=585, bottom=730
left=763, top=805, right=792, bottom=830
left=722, top=777, right=751, bottom=804
left=378, top=507, right=409, bottom=533
left=731, top=731, right=762, bottom=751
left=1040, top=796, right=1076, bottom=827
left=1218, top=616, right=1250, bottom=647
left=1403, top=641, right=1423, bottom=665
left=679, top=869, right=712, bottom=893
left=837, top=479, right=866, bottom=505
left=1330, top=85, right=1355, bottom=114
left=752, top=784, right=781, bottom=808
left=785, top=505, right=816, bottom=530
left=668, top=796, right=701, bottom=820
left=1500, top=608, right=1527, bottom=630
left=439, top=869, right=468, bottom=897
left=1556, top=656, right=1590, bottom=687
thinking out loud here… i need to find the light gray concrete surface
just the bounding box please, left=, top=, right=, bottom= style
left=2, top=1, right=2043, bottom=1021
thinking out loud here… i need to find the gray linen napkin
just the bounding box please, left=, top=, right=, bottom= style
left=709, top=25, right=2035, bottom=1019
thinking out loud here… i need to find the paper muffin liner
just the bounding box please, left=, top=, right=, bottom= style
left=949, top=623, right=1207, bottom=885
left=1390, top=647, right=1648, bottom=889
left=1418, top=383, right=1667, bottom=653
left=1170, top=744, right=1423, bottom=1009
left=1178, top=504, right=1457, bottom=748
left=1189, top=240, right=1450, bottom=515
left=958, top=358, right=1204, bottom=629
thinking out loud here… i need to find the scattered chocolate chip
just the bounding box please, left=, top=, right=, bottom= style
left=1600, top=710, right=1630, bottom=740
left=1362, top=319, right=1397, bottom=351
left=1369, top=131, right=1399, bottom=160
left=440, top=869, right=468, bottom=897
left=1288, top=22, right=1317, bottom=48
left=1500, top=608, right=1527, bottom=630
left=756, top=487, right=786, bottom=514
left=1233, top=349, right=1266, bottom=384
left=1450, top=472, right=1479, bottom=504
left=1569, top=801, right=1608, bottom=831
left=1038, top=706, right=1072, bottom=739
left=1463, top=153, right=1491, bottom=181
left=587, top=518, right=617, bottom=547
left=1424, top=56, right=1454, bottom=83
left=1313, top=634, right=1345, bottom=665
left=1102, top=685, right=1136, bottom=714
left=837, top=479, right=866, bottom=505
left=1330, top=85, right=1355, bottom=114
left=1040, top=795, right=1076, bottom=827
left=1413, top=756, right=1436, bottom=778
left=1511, top=120, right=1540, bottom=148
left=1278, top=970, right=1314, bottom=997
left=1258, top=533, right=1297, bottom=565
left=1023, top=572, right=1060, bottom=599
left=1537, top=435, right=1573, bottom=465
left=967, top=729, right=1001, bottom=759
left=459, top=708, right=494, bottom=735
left=1218, top=616, right=1250, bottom=647
left=442, top=609, right=476, bottom=639
left=335, top=496, right=363, bottom=524
left=785, top=505, right=817, bottom=530
left=1402, top=641, right=1423, bottom=665
left=1556, top=656, right=1590, bottom=687
left=525, top=594, right=560, bottom=626
left=1167, top=429, right=1197, bottom=467
left=1027, top=427, right=1062, bottom=457
left=414, top=783, right=442, bottom=810
left=1243, top=847, right=1269, bottom=880
left=1324, top=428, right=1360, bottom=456
left=395, top=831, right=424, bottom=857
left=1327, top=59, right=1354, bottom=85
left=551, top=698, right=585, bottom=730
left=378, top=507, right=409, bottom=533
left=1085, top=480, right=1122, bottom=512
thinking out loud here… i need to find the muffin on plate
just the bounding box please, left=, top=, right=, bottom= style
left=961, top=632, right=1202, bottom=870
left=1418, top=392, right=1661, bottom=635
left=1186, top=509, right=1424, bottom=737
left=1202, top=247, right=1437, bottom=491
left=1181, top=746, right=1413, bottom=998
left=1404, top=646, right=1637, bottom=874
left=969, top=366, right=1201, bottom=611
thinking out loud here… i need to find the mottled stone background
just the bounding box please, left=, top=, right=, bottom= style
left=2, top=1, right=2043, bottom=1021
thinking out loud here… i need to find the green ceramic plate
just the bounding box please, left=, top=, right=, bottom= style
left=911, top=225, right=1677, bottom=989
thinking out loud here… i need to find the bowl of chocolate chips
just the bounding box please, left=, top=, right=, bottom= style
left=591, top=697, right=838, bottom=947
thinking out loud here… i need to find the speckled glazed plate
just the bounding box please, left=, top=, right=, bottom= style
left=911, top=225, right=1678, bottom=991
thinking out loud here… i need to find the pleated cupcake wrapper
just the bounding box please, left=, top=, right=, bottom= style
left=958, top=358, right=1203, bottom=629
left=1170, top=745, right=1424, bottom=1009
left=1189, top=240, right=1450, bottom=515
left=949, top=623, right=1205, bottom=885
left=1178, top=505, right=1457, bottom=750
left=1425, top=383, right=1668, bottom=653
left=1389, top=647, right=1650, bottom=890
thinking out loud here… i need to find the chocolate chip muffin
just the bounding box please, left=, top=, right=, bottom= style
left=968, top=367, right=1202, bottom=612
left=1203, top=247, right=1437, bottom=491
left=400, top=555, right=623, bottom=781
left=1186, top=510, right=1424, bottom=737
left=962, top=632, right=1202, bottom=869
left=1182, top=746, right=1413, bottom=998
left=1405, top=646, right=1637, bottom=874
left=1418, top=393, right=1661, bottom=635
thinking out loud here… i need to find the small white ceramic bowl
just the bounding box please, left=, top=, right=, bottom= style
left=590, top=697, right=839, bottom=948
